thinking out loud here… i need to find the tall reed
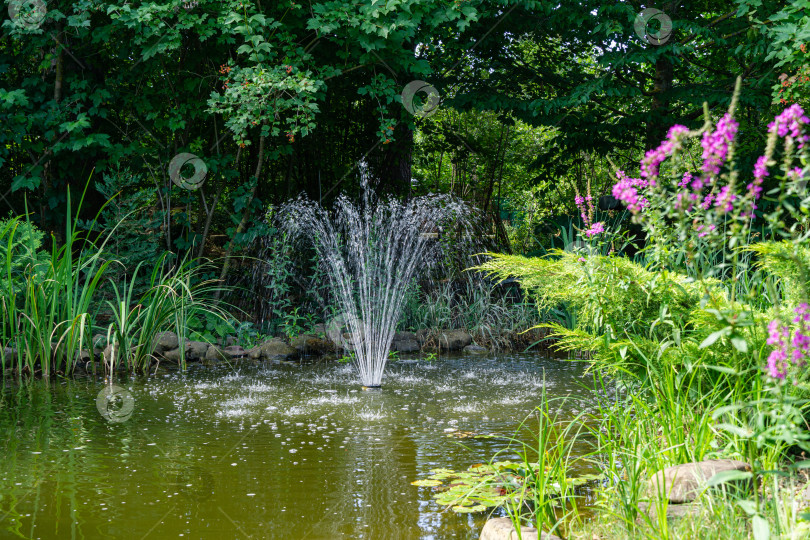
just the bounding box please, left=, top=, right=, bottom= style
left=102, top=256, right=231, bottom=372
left=0, top=192, right=112, bottom=376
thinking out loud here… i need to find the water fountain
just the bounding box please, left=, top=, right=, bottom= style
left=280, top=180, right=468, bottom=388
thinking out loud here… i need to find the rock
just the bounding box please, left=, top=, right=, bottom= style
left=162, top=348, right=183, bottom=362
left=92, top=334, right=107, bottom=348
left=464, top=344, right=488, bottom=354
left=391, top=339, right=421, bottom=353
left=259, top=339, right=297, bottom=360
left=648, top=459, right=751, bottom=504
left=247, top=346, right=263, bottom=360
left=415, top=329, right=430, bottom=344
left=205, top=346, right=226, bottom=363
left=225, top=336, right=236, bottom=347
left=638, top=502, right=702, bottom=521
left=394, top=331, right=418, bottom=342
left=438, top=329, right=472, bottom=351
left=290, top=334, right=333, bottom=355
left=102, top=343, right=119, bottom=365
left=1, top=347, right=16, bottom=366
left=154, top=331, right=179, bottom=352
left=74, top=360, right=99, bottom=374
left=223, top=345, right=248, bottom=359
left=185, top=341, right=209, bottom=361
left=74, top=349, right=92, bottom=362
left=479, top=517, right=561, bottom=540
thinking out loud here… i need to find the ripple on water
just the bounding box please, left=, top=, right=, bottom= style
left=495, top=395, right=529, bottom=405
left=244, top=383, right=274, bottom=393
left=216, top=408, right=251, bottom=418
left=452, top=403, right=478, bottom=414
left=388, top=373, right=423, bottom=385
left=308, top=394, right=361, bottom=406
left=356, top=407, right=385, bottom=421
left=220, top=395, right=262, bottom=409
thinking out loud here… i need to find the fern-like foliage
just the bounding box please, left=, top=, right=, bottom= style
left=474, top=250, right=719, bottom=338
left=746, top=240, right=810, bottom=308
left=474, top=250, right=770, bottom=384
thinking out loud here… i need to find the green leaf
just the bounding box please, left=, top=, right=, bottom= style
left=411, top=479, right=442, bottom=487
left=736, top=499, right=757, bottom=516
left=730, top=334, right=748, bottom=353
left=706, top=470, right=752, bottom=487
left=699, top=327, right=730, bottom=349
left=752, top=515, right=769, bottom=540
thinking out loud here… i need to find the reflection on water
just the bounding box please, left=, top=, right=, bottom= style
left=0, top=354, right=593, bottom=539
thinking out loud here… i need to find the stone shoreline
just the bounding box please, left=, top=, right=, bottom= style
left=2, top=326, right=551, bottom=375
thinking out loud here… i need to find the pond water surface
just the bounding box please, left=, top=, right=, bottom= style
left=0, top=354, right=593, bottom=539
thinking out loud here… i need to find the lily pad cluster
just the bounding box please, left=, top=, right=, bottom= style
left=411, top=462, right=604, bottom=514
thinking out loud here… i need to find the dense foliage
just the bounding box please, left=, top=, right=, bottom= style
left=1, top=0, right=804, bottom=272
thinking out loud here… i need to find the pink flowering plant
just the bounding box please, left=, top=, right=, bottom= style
left=766, top=303, right=810, bottom=380
left=478, top=81, right=810, bottom=534
left=609, top=79, right=810, bottom=459
left=568, top=179, right=631, bottom=262
left=613, top=80, right=809, bottom=287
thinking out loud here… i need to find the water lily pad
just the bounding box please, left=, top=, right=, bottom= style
left=411, top=479, right=442, bottom=487
left=416, top=460, right=606, bottom=513
left=446, top=430, right=477, bottom=438
left=452, top=504, right=488, bottom=513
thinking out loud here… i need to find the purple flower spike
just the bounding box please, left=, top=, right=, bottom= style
left=714, top=185, right=736, bottom=213
left=584, top=222, right=604, bottom=237
left=769, top=104, right=810, bottom=148
left=765, top=303, right=810, bottom=379
left=612, top=170, right=648, bottom=214
left=641, top=125, right=689, bottom=181
left=701, top=114, right=738, bottom=178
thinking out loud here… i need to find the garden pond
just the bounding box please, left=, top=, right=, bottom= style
left=0, top=353, right=598, bottom=539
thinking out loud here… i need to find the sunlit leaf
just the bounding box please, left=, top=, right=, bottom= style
left=411, top=479, right=442, bottom=487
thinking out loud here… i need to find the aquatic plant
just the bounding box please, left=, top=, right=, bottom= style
left=103, top=255, right=231, bottom=373
left=0, top=191, right=114, bottom=376
left=0, top=188, right=229, bottom=376
left=398, top=278, right=544, bottom=350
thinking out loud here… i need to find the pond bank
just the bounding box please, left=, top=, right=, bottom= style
left=1, top=326, right=553, bottom=377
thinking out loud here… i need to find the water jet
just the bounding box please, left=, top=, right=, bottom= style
left=281, top=178, right=467, bottom=387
